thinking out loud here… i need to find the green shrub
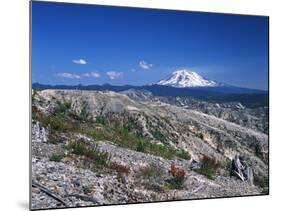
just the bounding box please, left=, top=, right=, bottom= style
left=95, top=116, right=107, bottom=125
left=87, top=128, right=114, bottom=141
left=47, top=132, right=61, bottom=145
left=195, top=155, right=220, bottom=180
left=83, top=186, right=92, bottom=194
left=53, top=100, right=71, bottom=115
left=48, top=116, right=66, bottom=131
left=151, top=129, right=166, bottom=143
left=123, top=116, right=136, bottom=132
left=66, top=140, right=88, bottom=155
left=49, top=153, right=64, bottom=162
left=136, top=140, right=145, bottom=152
left=146, top=143, right=176, bottom=160
left=140, top=164, right=163, bottom=179
left=66, top=140, right=111, bottom=167
left=176, top=149, right=191, bottom=160
left=221, top=158, right=232, bottom=170
left=93, top=150, right=111, bottom=167
left=80, top=102, right=90, bottom=121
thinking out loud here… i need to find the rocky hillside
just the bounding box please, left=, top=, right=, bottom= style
left=122, top=89, right=269, bottom=133
left=31, top=89, right=268, bottom=210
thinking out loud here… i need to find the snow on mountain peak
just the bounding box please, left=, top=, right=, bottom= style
left=156, top=69, right=220, bottom=88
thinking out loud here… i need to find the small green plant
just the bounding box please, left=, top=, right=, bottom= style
left=80, top=102, right=90, bottom=121
left=83, top=186, right=92, bottom=194
left=49, top=153, right=64, bottom=162
left=53, top=100, right=72, bottom=115
left=67, top=140, right=88, bottom=155
left=220, top=158, right=232, bottom=176
left=88, top=128, right=114, bottom=141
left=48, top=115, right=66, bottom=131
left=140, top=165, right=163, bottom=179
left=195, top=155, right=220, bottom=180
left=47, top=132, right=60, bottom=145
left=176, top=149, right=191, bottom=160
left=136, top=140, right=145, bottom=152
left=66, top=140, right=111, bottom=167
left=94, top=149, right=111, bottom=167
left=146, top=143, right=176, bottom=160
left=95, top=116, right=107, bottom=125
left=151, top=129, right=167, bottom=143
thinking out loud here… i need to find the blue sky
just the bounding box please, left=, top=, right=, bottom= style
left=32, top=1, right=269, bottom=90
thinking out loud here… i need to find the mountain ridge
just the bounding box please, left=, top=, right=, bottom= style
left=32, top=82, right=267, bottom=94
left=32, top=82, right=268, bottom=107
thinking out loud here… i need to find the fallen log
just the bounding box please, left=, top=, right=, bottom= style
left=32, top=180, right=67, bottom=206
left=232, top=170, right=245, bottom=181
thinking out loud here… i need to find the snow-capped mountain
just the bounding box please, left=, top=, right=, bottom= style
left=157, top=69, right=221, bottom=88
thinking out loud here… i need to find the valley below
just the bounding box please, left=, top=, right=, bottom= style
left=31, top=88, right=269, bottom=210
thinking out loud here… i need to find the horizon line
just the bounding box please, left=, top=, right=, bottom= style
left=32, top=82, right=268, bottom=92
